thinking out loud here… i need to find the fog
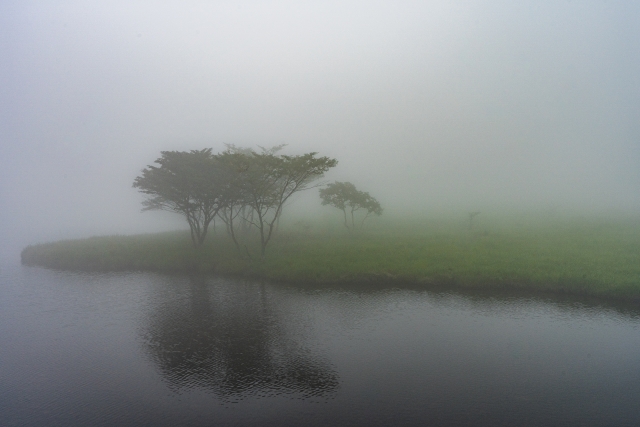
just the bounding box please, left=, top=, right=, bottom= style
left=2, top=0, right=639, bottom=261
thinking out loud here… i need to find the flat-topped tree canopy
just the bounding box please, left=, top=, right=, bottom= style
left=134, top=146, right=337, bottom=255
left=320, top=181, right=382, bottom=230
left=217, top=147, right=338, bottom=257
left=133, top=149, right=229, bottom=248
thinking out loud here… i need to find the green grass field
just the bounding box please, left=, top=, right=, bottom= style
left=20, top=214, right=640, bottom=299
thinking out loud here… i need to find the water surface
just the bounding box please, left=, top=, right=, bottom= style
left=1, top=264, right=639, bottom=426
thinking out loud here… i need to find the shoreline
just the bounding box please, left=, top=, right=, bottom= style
left=20, top=226, right=640, bottom=302
left=20, top=257, right=640, bottom=306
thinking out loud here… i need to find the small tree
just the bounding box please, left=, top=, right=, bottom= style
left=133, top=149, right=229, bottom=248
left=468, top=211, right=480, bottom=231
left=319, top=181, right=382, bottom=230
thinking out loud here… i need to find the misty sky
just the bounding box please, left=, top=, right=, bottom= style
left=2, top=0, right=640, bottom=260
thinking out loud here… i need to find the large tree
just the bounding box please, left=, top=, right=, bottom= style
left=319, top=181, right=382, bottom=230
left=215, top=148, right=255, bottom=254
left=218, top=147, right=337, bottom=257
left=133, top=149, right=229, bottom=248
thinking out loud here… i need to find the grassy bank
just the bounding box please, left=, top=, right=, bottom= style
left=20, top=215, right=640, bottom=299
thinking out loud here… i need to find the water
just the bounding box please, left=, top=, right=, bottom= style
left=1, top=264, right=639, bottom=426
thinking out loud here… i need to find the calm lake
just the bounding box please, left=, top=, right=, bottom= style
left=1, top=264, right=639, bottom=426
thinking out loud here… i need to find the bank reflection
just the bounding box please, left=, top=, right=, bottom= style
left=142, top=276, right=339, bottom=400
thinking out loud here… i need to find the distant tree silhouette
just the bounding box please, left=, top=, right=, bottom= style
left=319, top=181, right=382, bottom=230
left=468, top=211, right=481, bottom=231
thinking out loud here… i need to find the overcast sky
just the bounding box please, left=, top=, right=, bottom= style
left=2, top=0, right=639, bottom=260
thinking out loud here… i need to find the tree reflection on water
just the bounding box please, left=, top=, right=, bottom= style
left=141, top=276, right=339, bottom=401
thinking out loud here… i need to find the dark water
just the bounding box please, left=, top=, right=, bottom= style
left=1, top=265, right=639, bottom=426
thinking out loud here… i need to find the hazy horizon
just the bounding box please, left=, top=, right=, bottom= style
left=2, top=0, right=640, bottom=261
